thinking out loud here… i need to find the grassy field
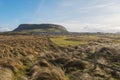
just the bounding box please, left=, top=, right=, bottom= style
left=50, top=36, right=88, bottom=47
left=0, top=35, right=120, bottom=80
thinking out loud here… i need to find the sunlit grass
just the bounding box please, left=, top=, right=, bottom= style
left=50, top=36, right=88, bottom=47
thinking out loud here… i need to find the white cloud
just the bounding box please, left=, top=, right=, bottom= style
left=58, top=22, right=119, bottom=33
left=1, top=0, right=120, bottom=33
left=34, top=0, right=45, bottom=17
left=0, top=27, right=10, bottom=32
left=53, top=0, right=120, bottom=33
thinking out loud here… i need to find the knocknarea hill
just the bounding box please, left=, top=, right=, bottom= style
left=13, top=24, right=68, bottom=33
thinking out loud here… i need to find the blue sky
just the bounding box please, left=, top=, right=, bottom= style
left=0, top=0, right=120, bottom=32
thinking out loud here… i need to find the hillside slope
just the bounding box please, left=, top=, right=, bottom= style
left=13, top=24, right=68, bottom=33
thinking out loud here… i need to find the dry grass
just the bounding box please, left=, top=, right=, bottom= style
left=30, top=65, right=70, bottom=80
left=0, top=35, right=57, bottom=58
left=0, top=35, right=120, bottom=80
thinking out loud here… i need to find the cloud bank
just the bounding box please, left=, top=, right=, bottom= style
left=1, top=0, right=120, bottom=33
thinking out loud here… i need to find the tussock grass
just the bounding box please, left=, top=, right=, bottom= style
left=0, top=35, right=120, bottom=80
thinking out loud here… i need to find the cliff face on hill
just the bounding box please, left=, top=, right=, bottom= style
left=13, top=24, right=68, bottom=33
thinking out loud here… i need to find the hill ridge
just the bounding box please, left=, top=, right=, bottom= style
left=13, top=24, right=68, bottom=33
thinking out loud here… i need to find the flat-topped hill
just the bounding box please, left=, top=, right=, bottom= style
left=13, top=24, right=68, bottom=33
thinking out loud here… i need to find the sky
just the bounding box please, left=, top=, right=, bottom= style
left=0, top=0, right=120, bottom=32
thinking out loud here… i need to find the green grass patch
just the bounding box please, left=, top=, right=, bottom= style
left=19, top=28, right=64, bottom=33
left=50, top=36, right=88, bottom=47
